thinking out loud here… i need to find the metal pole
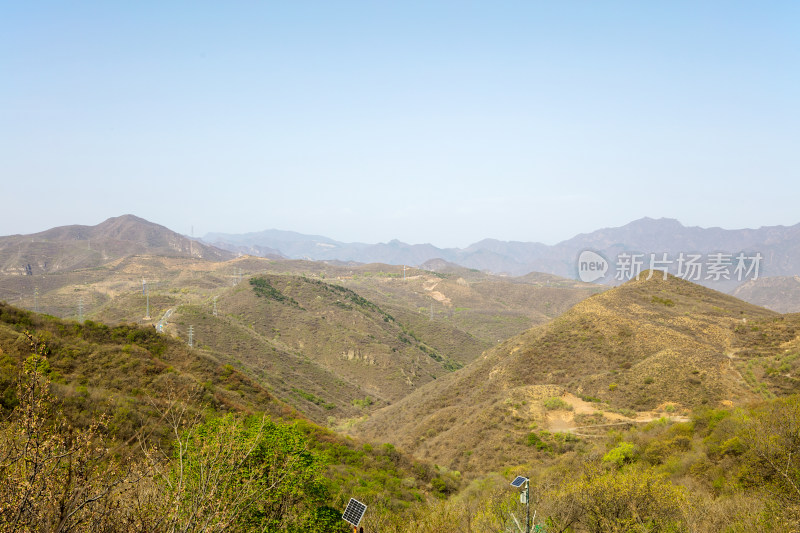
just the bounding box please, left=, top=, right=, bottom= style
left=525, top=480, right=530, bottom=533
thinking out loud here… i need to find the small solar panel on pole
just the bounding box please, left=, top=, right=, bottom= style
left=342, top=498, right=367, bottom=529
left=510, top=475, right=531, bottom=532
left=510, top=475, right=528, bottom=488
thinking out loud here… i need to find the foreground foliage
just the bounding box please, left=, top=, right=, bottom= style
left=0, top=342, right=340, bottom=532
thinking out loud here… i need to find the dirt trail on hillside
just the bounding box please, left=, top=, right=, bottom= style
left=423, top=281, right=452, bottom=306
left=544, top=393, right=689, bottom=435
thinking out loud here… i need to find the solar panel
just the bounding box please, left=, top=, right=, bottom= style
left=510, top=476, right=528, bottom=488
left=342, top=498, right=367, bottom=527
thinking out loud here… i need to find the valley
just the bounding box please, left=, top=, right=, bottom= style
left=0, top=217, right=603, bottom=424
left=1, top=216, right=799, bottom=531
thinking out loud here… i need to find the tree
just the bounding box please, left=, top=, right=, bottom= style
left=0, top=333, right=140, bottom=532
left=546, top=464, right=689, bottom=533
left=143, top=406, right=329, bottom=532
left=741, top=395, right=800, bottom=520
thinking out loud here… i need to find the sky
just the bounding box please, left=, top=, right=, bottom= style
left=2, top=2, right=799, bottom=248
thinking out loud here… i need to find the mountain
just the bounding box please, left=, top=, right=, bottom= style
left=352, top=274, right=796, bottom=472
left=205, top=230, right=452, bottom=266
left=731, top=276, right=800, bottom=313
left=0, top=215, right=604, bottom=424
left=0, top=215, right=233, bottom=277
left=80, top=257, right=601, bottom=424
left=165, top=272, right=467, bottom=421
left=203, top=219, right=800, bottom=292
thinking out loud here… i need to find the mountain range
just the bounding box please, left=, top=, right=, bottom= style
left=0, top=215, right=604, bottom=424
left=204, top=218, right=800, bottom=292
left=4, top=215, right=800, bottom=313
left=1, top=214, right=798, bottom=529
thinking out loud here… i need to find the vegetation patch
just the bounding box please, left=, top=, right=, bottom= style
left=352, top=397, right=373, bottom=409
left=543, top=396, right=573, bottom=411
left=292, top=388, right=335, bottom=410
left=526, top=431, right=550, bottom=451
left=249, top=276, right=299, bottom=306
left=651, top=295, right=676, bottom=306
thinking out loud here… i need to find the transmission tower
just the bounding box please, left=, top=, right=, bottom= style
left=188, top=325, right=194, bottom=348
left=143, top=279, right=151, bottom=320
left=78, top=296, right=84, bottom=322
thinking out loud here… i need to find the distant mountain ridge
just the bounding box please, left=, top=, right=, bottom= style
left=0, top=215, right=232, bottom=276
left=205, top=218, right=800, bottom=287
left=4, top=215, right=800, bottom=307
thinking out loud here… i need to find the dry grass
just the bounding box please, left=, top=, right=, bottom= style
left=353, top=275, right=792, bottom=473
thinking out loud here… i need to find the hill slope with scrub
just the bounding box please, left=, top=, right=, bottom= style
left=355, top=274, right=798, bottom=472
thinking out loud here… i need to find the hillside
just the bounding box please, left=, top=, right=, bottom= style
left=0, top=301, right=288, bottom=438
left=162, top=273, right=467, bottom=422
left=0, top=248, right=600, bottom=423
left=0, top=215, right=232, bottom=278
left=0, top=216, right=604, bottom=424
left=731, top=275, right=800, bottom=313
left=336, top=263, right=603, bottom=351
left=0, top=302, right=465, bottom=531
left=353, top=274, right=796, bottom=472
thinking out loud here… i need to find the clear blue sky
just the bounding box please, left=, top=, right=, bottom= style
left=2, top=2, right=798, bottom=247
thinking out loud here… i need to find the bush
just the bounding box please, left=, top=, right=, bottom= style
left=543, top=397, right=572, bottom=411
left=549, top=465, right=689, bottom=532
left=527, top=432, right=550, bottom=451
left=603, top=442, right=636, bottom=467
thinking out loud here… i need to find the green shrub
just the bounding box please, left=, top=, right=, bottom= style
left=526, top=432, right=550, bottom=451
left=651, top=296, right=675, bottom=307
left=543, top=397, right=572, bottom=411
left=352, top=397, right=373, bottom=409
left=603, top=441, right=636, bottom=467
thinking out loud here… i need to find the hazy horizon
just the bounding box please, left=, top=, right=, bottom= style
left=5, top=213, right=800, bottom=251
